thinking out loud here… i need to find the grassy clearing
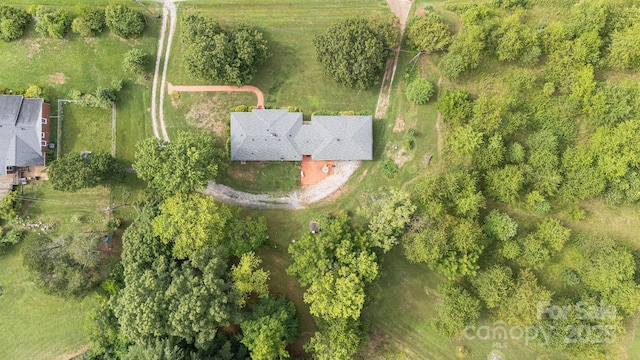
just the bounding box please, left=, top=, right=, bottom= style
left=164, top=91, right=257, bottom=139
left=60, top=104, right=111, bottom=155
left=0, top=3, right=159, bottom=163
left=167, top=0, right=387, bottom=113
left=0, top=244, right=97, bottom=360
left=218, top=161, right=300, bottom=195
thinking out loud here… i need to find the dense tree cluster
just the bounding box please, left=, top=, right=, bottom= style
left=48, top=152, right=124, bottom=192
left=133, top=131, right=227, bottom=197
left=72, top=7, right=105, bottom=37
left=287, top=213, right=379, bottom=360
left=35, top=7, right=72, bottom=39
left=313, top=16, right=399, bottom=90
left=0, top=5, right=31, bottom=42
left=181, top=14, right=270, bottom=86
left=424, top=1, right=640, bottom=357
left=84, top=197, right=288, bottom=358
left=406, top=12, right=452, bottom=52
left=105, top=3, right=145, bottom=39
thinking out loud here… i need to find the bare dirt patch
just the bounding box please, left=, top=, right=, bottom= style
left=185, top=94, right=229, bottom=138
left=48, top=73, right=66, bottom=84
left=58, top=345, right=88, bottom=360
left=393, top=116, right=406, bottom=133
left=83, top=37, right=97, bottom=46
left=415, top=7, right=426, bottom=17
left=27, top=40, right=41, bottom=58
left=387, top=145, right=412, bottom=167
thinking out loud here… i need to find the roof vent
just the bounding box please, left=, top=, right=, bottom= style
left=270, top=133, right=277, bottom=137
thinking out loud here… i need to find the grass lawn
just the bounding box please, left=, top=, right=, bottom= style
left=167, top=0, right=387, bottom=113
left=0, top=244, right=97, bottom=360
left=218, top=161, right=300, bottom=195
left=0, top=3, right=160, bottom=163
left=60, top=104, right=111, bottom=155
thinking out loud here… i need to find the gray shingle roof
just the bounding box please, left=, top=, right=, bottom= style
left=0, top=95, right=46, bottom=176
left=230, top=110, right=372, bottom=161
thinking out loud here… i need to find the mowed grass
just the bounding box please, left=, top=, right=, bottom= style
left=166, top=0, right=388, bottom=113
left=60, top=104, right=111, bottom=155
left=0, top=245, right=97, bottom=360
left=218, top=161, right=300, bottom=194
left=0, top=3, right=160, bottom=163
left=0, top=180, right=109, bottom=360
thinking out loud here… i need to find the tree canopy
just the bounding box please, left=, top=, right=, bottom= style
left=0, top=5, right=31, bottom=41
left=406, top=12, right=452, bottom=52
left=313, top=17, right=398, bottom=90
left=181, top=14, right=270, bottom=86
left=48, top=152, right=124, bottom=192
left=133, top=131, right=226, bottom=197
left=152, top=193, right=233, bottom=259
left=105, top=3, right=145, bottom=39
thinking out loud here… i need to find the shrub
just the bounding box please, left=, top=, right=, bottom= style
left=24, top=85, right=44, bottom=98
left=35, top=7, right=72, bottom=39
left=71, top=7, right=105, bottom=37
left=0, top=5, right=31, bottom=42
left=406, top=78, right=435, bottom=104
left=105, top=3, right=145, bottom=39
left=122, top=48, right=148, bottom=74
left=403, top=64, right=419, bottom=83
left=381, top=157, right=399, bottom=178
left=403, top=138, right=414, bottom=150
left=234, top=105, right=248, bottom=112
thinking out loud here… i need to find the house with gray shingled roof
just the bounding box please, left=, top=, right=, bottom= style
left=0, top=95, right=51, bottom=176
left=230, top=109, right=372, bottom=161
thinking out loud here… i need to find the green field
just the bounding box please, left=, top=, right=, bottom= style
left=0, top=2, right=159, bottom=163
left=0, top=243, right=97, bottom=360
left=60, top=104, right=112, bottom=155
left=0, top=3, right=159, bottom=359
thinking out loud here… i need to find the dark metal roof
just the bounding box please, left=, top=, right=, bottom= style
left=230, top=110, right=372, bottom=161
left=0, top=96, right=46, bottom=175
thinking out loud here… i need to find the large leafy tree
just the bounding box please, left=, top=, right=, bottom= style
left=435, top=281, right=481, bottom=337
left=406, top=12, right=452, bottom=52
left=181, top=15, right=270, bottom=86
left=22, top=232, right=103, bottom=296
left=0, top=5, right=31, bottom=41
left=231, top=252, right=270, bottom=308
left=240, top=296, right=298, bottom=360
left=357, top=188, right=416, bottom=253
left=287, top=213, right=378, bottom=359
left=133, top=131, right=226, bottom=197
left=313, top=17, right=398, bottom=90
left=105, top=3, right=145, bottom=39
left=152, top=193, right=233, bottom=259
left=48, top=152, right=124, bottom=192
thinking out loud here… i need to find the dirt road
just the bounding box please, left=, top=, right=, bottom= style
left=167, top=83, right=265, bottom=107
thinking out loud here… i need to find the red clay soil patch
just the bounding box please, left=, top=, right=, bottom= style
left=300, top=156, right=334, bottom=185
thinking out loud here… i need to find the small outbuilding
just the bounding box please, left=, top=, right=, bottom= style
left=309, top=221, right=320, bottom=234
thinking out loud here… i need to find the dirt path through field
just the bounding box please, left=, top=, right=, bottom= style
left=151, top=0, right=180, bottom=142
left=167, top=83, right=265, bottom=107
left=375, top=0, right=412, bottom=119
left=436, top=74, right=444, bottom=159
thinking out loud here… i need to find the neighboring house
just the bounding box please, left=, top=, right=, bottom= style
left=0, top=95, right=51, bottom=176
left=230, top=109, right=372, bottom=161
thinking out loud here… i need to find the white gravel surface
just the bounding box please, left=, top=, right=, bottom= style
left=203, top=161, right=361, bottom=209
